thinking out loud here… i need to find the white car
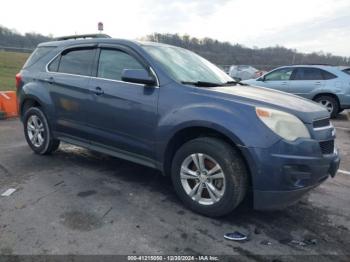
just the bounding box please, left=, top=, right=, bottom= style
left=229, top=65, right=262, bottom=81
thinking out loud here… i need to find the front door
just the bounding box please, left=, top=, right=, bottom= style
left=86, top=47, right=159, bottom=159
left=260, top=67, right=294, bottom=92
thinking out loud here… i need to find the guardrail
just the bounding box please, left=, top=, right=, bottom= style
left=0, top=46, right=33, bottom=53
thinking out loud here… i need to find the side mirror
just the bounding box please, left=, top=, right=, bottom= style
left=121, top=69, right=156, bottom=86
left=257, top=76, right=265, bottom=81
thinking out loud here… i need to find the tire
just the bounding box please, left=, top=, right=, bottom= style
left=171, top=137, right=248, bottom=217
left=314, top=95, right=339, bottom=118
left=23, top=107, right=60, bottom=155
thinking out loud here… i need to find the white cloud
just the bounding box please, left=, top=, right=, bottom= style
left=1, top=0, right=349, bottom=56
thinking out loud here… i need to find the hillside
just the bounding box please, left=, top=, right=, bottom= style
left=1, top=26, right=350, bottom=91
left=0, top=25, right=51, bottom=50
left=0, top=51, right=29, bottom=91
left=143, top=33, right=350, bottom=70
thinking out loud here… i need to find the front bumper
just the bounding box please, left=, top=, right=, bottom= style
left=245, top=139, right=340, bottom=210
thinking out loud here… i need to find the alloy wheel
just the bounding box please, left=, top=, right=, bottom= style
left=180, top=153, right=226, bottom=205
left=27, top=115, right=45, bottom=148
left=318, top=99, right=334, bottom=114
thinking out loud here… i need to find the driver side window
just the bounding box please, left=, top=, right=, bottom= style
left=97, top=49, right=145, bottom=81
left=264, top=68, right=294, bottom=81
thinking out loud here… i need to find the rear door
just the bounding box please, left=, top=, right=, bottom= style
left=86, top=45, right=159, bottom=160
left=43, top=45, right=97, bottom=141
left=289, top=67, right=327, bottom=99
left=260, top=67, right=294, bottom=92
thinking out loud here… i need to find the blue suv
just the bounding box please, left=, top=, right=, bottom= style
left=16, top=34, right=340, bottom=217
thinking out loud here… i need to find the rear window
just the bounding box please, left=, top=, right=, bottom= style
left=23, top=46, right=55, bottom=68
left=343, top=68, right=350, bottom=75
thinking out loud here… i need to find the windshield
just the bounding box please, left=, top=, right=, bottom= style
left=143, top=44, right=233, bottom=85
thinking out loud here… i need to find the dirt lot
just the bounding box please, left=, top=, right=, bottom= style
left=0, top=112, right=349, bottom=260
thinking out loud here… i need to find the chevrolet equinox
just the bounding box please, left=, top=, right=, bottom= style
left=16, top=34, right=340, bottom=217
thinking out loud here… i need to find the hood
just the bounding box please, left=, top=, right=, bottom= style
left=207, top=85, right=329, bottom=123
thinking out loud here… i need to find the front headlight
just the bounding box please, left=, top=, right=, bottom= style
left=256, top=107, right=310, bottom=141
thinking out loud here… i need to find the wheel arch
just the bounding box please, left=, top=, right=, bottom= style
left=313, top=93, right=340, bottom=106
left=20, top=95, right=44, bottom=121
left=162, top=125, right=253, bottom=189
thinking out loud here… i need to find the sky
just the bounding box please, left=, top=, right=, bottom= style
left=1, top=0, right=350, bottom=56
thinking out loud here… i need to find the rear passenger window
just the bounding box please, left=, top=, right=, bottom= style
left=58, top=48, right=95, bottom=76
left=97, top=49, right=144, bottom=81
left=321, top=70, right=337, bottom=80
left=293, top=68, right=324, bottom=80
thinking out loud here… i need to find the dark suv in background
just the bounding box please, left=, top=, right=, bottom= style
left=16, top=34, right=340, bottom=217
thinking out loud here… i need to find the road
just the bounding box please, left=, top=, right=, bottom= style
left=0, top=113, right=349, bottom=260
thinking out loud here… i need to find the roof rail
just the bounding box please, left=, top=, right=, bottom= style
left=54, top=34, right=112, bottom=41
left=292, top=63, right=334, bottom=66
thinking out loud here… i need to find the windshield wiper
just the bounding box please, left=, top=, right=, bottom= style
left=181, top=81, right=222, bottom=87
left=222, top=81, right=238, bottom=86
left=181, top=80, right=246, bottom=87
left=222, top=80, right=247, bottom=86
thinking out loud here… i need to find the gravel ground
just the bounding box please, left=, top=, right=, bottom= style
left=0, top=112, right=349, bottom=261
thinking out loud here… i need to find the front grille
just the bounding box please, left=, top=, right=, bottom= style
left=313, top=118, right=330, bottom=128
left=319, top=140, right=334, bottom=154
left=313, top=118, right=331, bottom=128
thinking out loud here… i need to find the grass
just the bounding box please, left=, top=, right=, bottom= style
left=0, top=51, right=30, bottom=91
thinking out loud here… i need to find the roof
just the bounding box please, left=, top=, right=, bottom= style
left=38, top=36, right=175, bottom=50
left=277, top=64, right=344, bottom=70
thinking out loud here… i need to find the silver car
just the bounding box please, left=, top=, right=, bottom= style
left=229, top=65, right=260, bottom=81
left=242, top=65, right=350, bottom=118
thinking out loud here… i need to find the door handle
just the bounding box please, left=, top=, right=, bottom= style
left=315, top=82, right=322, bottom=85
left=44, top=76, right=54, bottom=84
left=93, top=86, right=104, bottom=96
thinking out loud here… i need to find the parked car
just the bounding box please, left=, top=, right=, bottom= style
left=339, top=66, right=350, bottom=75
left=242, top=65, right=350, bottom=118
left=16, top=35, right=340, bottom=217
left=228, top=65, right=261, bottom=81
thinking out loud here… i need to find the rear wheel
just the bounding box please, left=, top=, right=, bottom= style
left=23, top=107, right=60, bottom=155
left=314, top=95, right=339, bottom=118
left=171, top=137, right=248, bottom=217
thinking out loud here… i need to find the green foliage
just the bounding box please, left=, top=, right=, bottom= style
left=0, top=25, right=49, bottom=91
left=0, top=51, right=29, bottom=91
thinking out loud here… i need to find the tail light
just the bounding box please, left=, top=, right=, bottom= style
left=15, top=73, right=22, bottom=89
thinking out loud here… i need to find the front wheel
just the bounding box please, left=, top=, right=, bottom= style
left=171, top=137, right=248, bottom=217
left=23, top=107, right=60, bottom=155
